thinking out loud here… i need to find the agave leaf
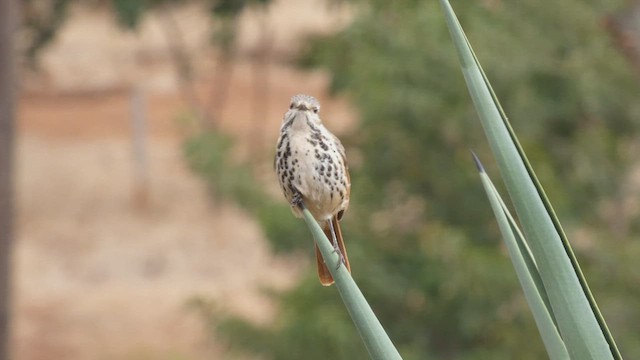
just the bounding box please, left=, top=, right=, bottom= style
left=474, top=154, right=568, bottom=359
left=487, top=180, right=554, bottom=326
left=300, top=207, right=403, bottom=360
left=439, top=0, right=618, bottom=358
left=466, top=22, right=623, bottom=360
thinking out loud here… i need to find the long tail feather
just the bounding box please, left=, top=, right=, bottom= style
left=316, top=215, right=351, bottom=286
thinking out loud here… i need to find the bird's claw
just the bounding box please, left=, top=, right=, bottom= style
left=331, top=244, right=347, bottom=270
left=292, top=192, right=304, bottom=210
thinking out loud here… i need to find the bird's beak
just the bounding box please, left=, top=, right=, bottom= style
left=290, top=105, right=310, bottom=117
left=295, top=103, right=311, bottom=112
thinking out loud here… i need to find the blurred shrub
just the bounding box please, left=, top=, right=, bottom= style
left=21, top=0, right=272, bottom=64
left=184, top=131, right=309, bottom=253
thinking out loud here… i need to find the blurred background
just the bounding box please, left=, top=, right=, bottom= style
left=2, top=0, right=640, bottom=359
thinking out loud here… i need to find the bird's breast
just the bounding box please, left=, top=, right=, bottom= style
left=276, top=122, right=350, bottom=220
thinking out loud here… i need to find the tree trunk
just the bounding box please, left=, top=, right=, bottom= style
left=0, top=0, right=18, bottom=359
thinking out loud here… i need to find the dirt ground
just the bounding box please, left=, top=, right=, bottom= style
left=12, top=1, right=355, bottom=359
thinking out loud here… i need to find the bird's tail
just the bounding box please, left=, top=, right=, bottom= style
left=316, top=215, right=351, bottom=286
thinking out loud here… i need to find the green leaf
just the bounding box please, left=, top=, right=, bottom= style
left=300, top=207, right=403, bottom=360
left=474, top=154, right=568, bottom=359
left=483, top=167, right=555, bottom=326
left=439, top=0, right=620, bottom=358
left=112, top=0, right=145, bottom=29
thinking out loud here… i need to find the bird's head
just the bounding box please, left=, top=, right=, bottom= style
left=289, top=94, right=320, bottom=114
left=281, top=94, right=322, bottom=130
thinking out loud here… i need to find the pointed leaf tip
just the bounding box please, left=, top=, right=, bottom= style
left=470, top=150, right=485, bottom=173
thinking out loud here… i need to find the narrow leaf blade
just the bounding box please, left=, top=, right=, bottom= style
left=300, top=208, right=403, bottom=360
left=440, top=1, right=616, bottom=358
left=476, top=161, right=569, bottom=359
left=469, top=29, right=623, bottom=360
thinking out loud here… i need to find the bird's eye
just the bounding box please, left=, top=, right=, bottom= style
left=289, top=103, right=294, bottom=109
left=313, top=108, right=319, bottom=114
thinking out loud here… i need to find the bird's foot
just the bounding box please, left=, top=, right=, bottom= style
left=331, top=244, right=347, bottom=270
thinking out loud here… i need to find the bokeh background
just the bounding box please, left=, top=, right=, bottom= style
left=2, top=0, right=640, bottom=359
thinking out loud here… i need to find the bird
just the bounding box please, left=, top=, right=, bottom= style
left=274, top=94, right=351, bottom=286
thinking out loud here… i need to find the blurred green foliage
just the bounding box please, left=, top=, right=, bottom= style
left=21, top=0, right=270, bottom=65
left=23, top=0, right=72, bottom=66
left=186, top=0, right=640, bottom=358
left=184, top=131, right=309, bottom=253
